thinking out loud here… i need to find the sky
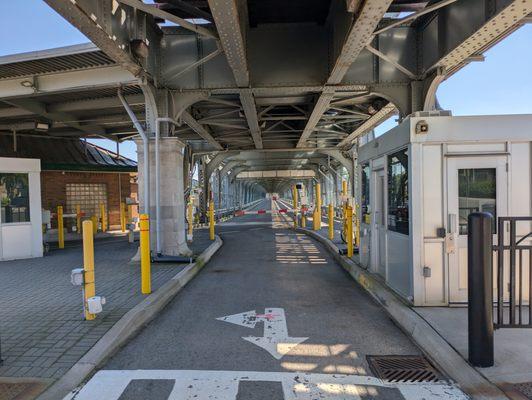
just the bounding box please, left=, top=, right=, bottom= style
left=1, top=1, right=531, bottom=158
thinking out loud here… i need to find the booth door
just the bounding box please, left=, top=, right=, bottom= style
left=372, top=169, right=387, bottom=278
left=447, top=156, right=508, bottom=303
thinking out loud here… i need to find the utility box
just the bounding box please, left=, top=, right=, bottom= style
left=357, top=114, right=532, bottom=306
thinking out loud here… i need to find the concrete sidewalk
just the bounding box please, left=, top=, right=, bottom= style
left=415, top=307, right=532, bottom=390
left=0, top=233, right=211, bottom=381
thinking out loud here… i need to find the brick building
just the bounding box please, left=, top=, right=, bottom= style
left=0, top=136, right=137, bottom=230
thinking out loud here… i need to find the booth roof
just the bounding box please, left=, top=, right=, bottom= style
left=0, top=136, right=137, bottom=173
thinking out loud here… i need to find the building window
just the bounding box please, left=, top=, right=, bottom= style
left=387, top=149, right=409, bottom=235
left=0, top=173, right=30, bottom=223
left=361, top=163, right=370, bottom=222
left=458, top=168, right=496, bottom=235
left=66, top=183, right=107, bottom=218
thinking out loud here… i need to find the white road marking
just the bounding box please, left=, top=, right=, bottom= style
left=65, top=369, right=469, bottom=400
left=217, top=308, right=308, bottom=359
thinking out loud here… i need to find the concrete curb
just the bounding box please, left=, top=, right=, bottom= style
left=38, top=235, right=223, bottom=400
left=296, top=227, right=508, bottom=400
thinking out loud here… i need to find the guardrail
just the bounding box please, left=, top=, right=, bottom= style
left=493, top=216, right=532, bottom=328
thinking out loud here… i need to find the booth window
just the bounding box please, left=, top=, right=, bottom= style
left=361, top=163, right=370, bottom=221
left=458, top=168, right=496, bottom=235
left=387, top=149, right=409, bottom=235
left=0, top=173, right=30, bottom=223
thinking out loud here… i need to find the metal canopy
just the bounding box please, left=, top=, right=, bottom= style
left=0, top=0, right=529, bottom=154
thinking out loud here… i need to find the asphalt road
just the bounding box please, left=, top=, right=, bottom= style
left=68, top=199, right=467, bottom=400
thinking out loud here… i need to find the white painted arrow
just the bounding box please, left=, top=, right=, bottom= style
left=217, top=307, right=308, bottom=359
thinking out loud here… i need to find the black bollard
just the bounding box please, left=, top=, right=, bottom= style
left=468, top=212, right=494, bottom=367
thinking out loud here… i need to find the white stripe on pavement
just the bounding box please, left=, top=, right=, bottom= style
left=65, top=369, right=468, bottom=400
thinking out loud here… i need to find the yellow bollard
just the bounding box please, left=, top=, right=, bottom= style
left=57, top=206, right=64, bottom=249
left=342, top=180, right=348, bottom=197
left=313, top=183, right=322, bottom=230
left=209, top=200, right=215, bottom=240
left=120, top=202, right=126, bottom=232
left=328, top=204, right=334, bottom=240
left=355, top=204, right=360, bottom=248
left=100, top=203, right=107, bottom=232
left=76, top=204, right=81, bottom=235
left=82, top=220, right=96, bottom=320
left=139, top=214, right=151, bottom=294
left=91, top=214, right=98, bottom=235
left=187, top=201, right=194, bottom=238
left=292, top=185, right=298, bottom=228
left=302, top=212, right=306, bottom=228
left=346, top=205, right=353, bottom=258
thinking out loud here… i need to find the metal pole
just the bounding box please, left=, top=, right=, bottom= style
left=118, top=90, right=149, bottom=215
left=140, top=214, right=151, bottom=294
left=209, top=200, right=215, bottom=240
left=346, top=205, right=353, bottom=257
left=57, top=206, right=64, bottom=249
left=82, top=220, right=96, bottom=320
left=328, top=204, right=334, bottom=240
left=468, top=212, right=494, bottom=367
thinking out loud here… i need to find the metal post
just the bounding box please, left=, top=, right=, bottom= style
left=91, top=214, right=98, bottom=236
left=292, top=185, right=298, bottom=228
left=313, top=182, right=321, bottom=230
left=76, top=204, right=81, bottom=235
left=467, top=212, right=494, bottom=367
left=209, top=200, right=215, bottom=240
left=140, top=214, right=151, bottom=294
left=187, top=200, right=194, bottom=240
left=328, top=204, right=334, bottom=240
left=57, top=206, right=64, bottom=249
left=82, top=220, right=96, bottom=320
left=100, top=203, right=107, bottom=232
left=346, top=205, right=353, bottom=258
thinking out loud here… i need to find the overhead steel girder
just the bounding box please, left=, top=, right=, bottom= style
left=116, top=0, right=217, bottom=40
left=4, top=98, right=111, bottom=139
left=337, top=103, right=396, bottom=148
left=316, top=149, right=353, bottom=172
left=297, top=0, right=393, bottom=148
left=207, top=0, right=263, bottom=149
left=181, top=111, right=223, bottom=150
left=43, top=0, right=145, bottom=77
left=219, top=160, right=243, bottom=177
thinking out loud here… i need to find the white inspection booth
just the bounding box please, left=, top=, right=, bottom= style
left=357, top=113, right=532, bottom=306
left=0, top=157, right=43, bottom=260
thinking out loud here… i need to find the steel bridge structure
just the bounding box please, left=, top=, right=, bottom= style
left=0, top=0, right=531, bottom=254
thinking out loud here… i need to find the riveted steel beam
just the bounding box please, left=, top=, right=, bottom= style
left=43, top=0, right=144, bottom=77
left=181, top=110, right=223, bottom=150
left=297, top=0, right=392, bottom=148
left=337, top=103, right=396, bottom=148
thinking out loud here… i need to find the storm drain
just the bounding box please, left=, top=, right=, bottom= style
left=367, top=355, right=442, bottom=383
left=0, top=381, right=47, bottom=400
left=513, top=382, right=532, bottom=399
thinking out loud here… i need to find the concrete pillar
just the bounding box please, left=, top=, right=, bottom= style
left=136, top=137, right=191, bottom=256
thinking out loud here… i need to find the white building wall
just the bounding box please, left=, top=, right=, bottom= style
left=0, top=157, right=43, bottom=261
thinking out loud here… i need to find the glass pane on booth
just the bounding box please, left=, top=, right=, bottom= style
left=0, top=173, right=30, bottom=223
left=387, top=149, right=409, bottom=235
left=458, top=168, right=496, bottom=235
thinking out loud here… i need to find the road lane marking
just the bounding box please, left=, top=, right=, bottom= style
left=65, top=369, right=469, bottom=400
left=217, top=308, right=308, bottom=359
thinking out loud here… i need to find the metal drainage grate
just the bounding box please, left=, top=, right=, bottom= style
left=513, top=382, right=532, bottom=399
left=367, top=355, right=442, bottom=383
